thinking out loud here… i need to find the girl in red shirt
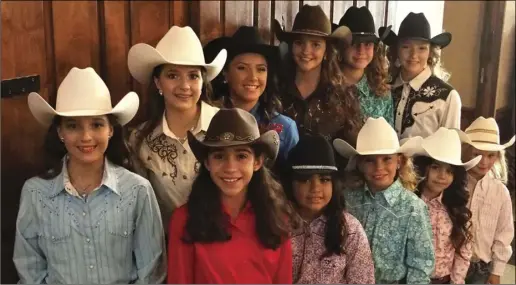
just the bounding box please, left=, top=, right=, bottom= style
left=167, top=108, right=296, bottom=284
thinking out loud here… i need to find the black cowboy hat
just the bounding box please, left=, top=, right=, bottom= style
left=225, top=26, right=279, bottom=63
left=287, top=134, right=338, bottom=175
left=188, top=108, right=280, bottom=163
left=272, top=4, right=352, bottom=45
left=379, top=12, right=452, bottom=48
left=334, top=6, right=391, bottom=44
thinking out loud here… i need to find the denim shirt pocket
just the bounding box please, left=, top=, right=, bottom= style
left=106, top=193, right=137, bottom=260
left=39, top=216, right=72, bottom=265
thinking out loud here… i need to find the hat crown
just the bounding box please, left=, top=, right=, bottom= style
left=204, top=108, right=261, bottom=143
left=422, top=128, right=463, bottom=163
left=155, top=26, right=207, bottom=65
left=338, top=6, right=376, bottom=34
left=465, top=116, right=501, bottom=144
left=398, top=12, right=432, bottom=40
left=292, top=5, right=331, bottom=35
left=356, top=117, right=399, bottom=153
left=231, top=26, right=267, bottom=45
left=288, top=134, right=336, bottom=168
left=56, top=67, right=112, bottom=113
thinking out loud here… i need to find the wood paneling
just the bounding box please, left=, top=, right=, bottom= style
left=333, top=1, right=355, bottom=24
left=273, top=0, right=300, bottom=44
left=256, top=0, right=272, bottom=44
left=196, top=1, right=222, bottom=44
left=225, top=1, right=254, bottom=36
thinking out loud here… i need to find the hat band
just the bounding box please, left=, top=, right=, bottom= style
left=292, top=29, right=329, bottom=36
left=205, top=132, right=256, bottom=143
left=292, top=165, right=338, bottom=171
left=353, top=32, right=376, bottom=36
left=466, top=128, right=499, bottom=136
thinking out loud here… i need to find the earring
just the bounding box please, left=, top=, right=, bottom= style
left=397, top=164, right=401, bottom=170
left=60, top=137, right=64, bottom=142
left=158, top=89, right=163, bottom=95
left=395, top=58, right=401, bottom=68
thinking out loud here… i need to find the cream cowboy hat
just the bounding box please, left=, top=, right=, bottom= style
left=333, top=117, right=418, bottom=170
left=127, top=26, right=227, bottom=85
left=464, top=116, right=515, bottom=152
left=404, top=128, right=481, bottom=171
left=28, top=67, right=139, bottom=127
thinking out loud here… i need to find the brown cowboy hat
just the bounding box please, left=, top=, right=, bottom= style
left=188, top=108, right=280, bottom=162
left=273, top=4, right=352, bottom=45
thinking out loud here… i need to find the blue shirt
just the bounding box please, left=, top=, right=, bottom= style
left=13, top=159, right=166, bottom=284
left=344, top=179, right=435, bottom=284
left=250, top=103, right=299, bottom=160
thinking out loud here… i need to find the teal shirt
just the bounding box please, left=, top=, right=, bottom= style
left=344, top=179, right=435, bottom=284
left=356, top=75, right=394, bottom=127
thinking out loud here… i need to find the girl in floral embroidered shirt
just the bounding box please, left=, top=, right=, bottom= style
left=283, top=134, right=375, bottom=284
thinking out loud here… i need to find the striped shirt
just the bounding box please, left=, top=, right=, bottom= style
left=13, top=159, right=166, bottom=284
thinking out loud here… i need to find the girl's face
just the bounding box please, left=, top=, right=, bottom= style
left=292, top=173, right=333, bottom=219
left=225, top=53, right=267, bottom=107
left=343, top=42, right=374, bottom=70
left=154, top=64, right=203, bottom=112
left=205, top=145, right=264, bottom=198
left=359, top=154, right=401, bottom=192
left=57, top=116, right=113, bottom=165
left=398, top=39, right=430, bottom=78
left=292, top=35, right=326, bottom=73
left=467, top=147, right=499, bottom=179
left=425, top=161, right=454, bottom=196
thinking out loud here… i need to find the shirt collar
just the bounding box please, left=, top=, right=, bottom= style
left=365, top=179, right=404, bottom=206
left=51, top=156, right=119, bottom=197
left=421, top=191, right=444, bottom=205
left=356, top=74, right=370, bottom=95
left=161, top=100, right=216, bottom=139
left=393, top=66, right=432, bottom=91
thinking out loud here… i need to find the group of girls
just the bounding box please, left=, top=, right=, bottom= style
left=12, top=3, right=514, bottom=285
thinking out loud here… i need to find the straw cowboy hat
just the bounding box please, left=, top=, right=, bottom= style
left=464, top=116, right=515, bottom=152
left=272, top=4, right=352, bottom=45
left=28, top=67, right=139, bottom=127
left=127, top=26, right=227, bottom=85
left=287, top=134, right=338, bottom=175
left=379, top=12, right=451, bottom=48
left=333, top=6, right=392, bottom=44
left=404, top=127, right=482, bottom=170
left=333, top=117, right=418, bottom=170
left=188, top=108, right=280, bottom=162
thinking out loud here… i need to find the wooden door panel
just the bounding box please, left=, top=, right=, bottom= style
left=256, top=0, right=273, bottom=44
left=273, top=0, right=300, bottom=44
left=196, top=1, right=223, bottom=45
left=332, top=1, right=355, bottom=24
left=170, top=0, right=190, bottom=27
left=224, top=1, right=254, bottom=36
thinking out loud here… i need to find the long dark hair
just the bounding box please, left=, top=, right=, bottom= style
left=279, top=36, right=362, bottom=139
left=283, top=172, right=348, bottom=257
left=415, top=156, right=472, bottom=256
left=182, top=148, right=297, bottom=249
left=132, top=64, right=214, bottom=161
left=38, top=114, right=132, bottom=179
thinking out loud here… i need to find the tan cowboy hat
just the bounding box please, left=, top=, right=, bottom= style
left=28, top=67, right=139, bottom=127
left=404, top=128, right=481, bottom=170
left=188, top=108, right=279, bottom=162
left=464, top=116, right=515, bottom=151
left=127, top=26, right=227, bottom=85
left=333, top=117, right=418, bottom=170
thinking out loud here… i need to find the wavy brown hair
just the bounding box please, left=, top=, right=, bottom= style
left=38, top=114, right=132, bottom=179
left=415, top=156, right=472, bottom=257
left=182, top=147, right=298, bottom=249
left=279, top=36, right=363, bottom=139
left=338, top=41, right=391, bottom=96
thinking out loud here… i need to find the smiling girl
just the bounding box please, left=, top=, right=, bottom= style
left=13, top=67, right=165, bottom=284
left=127, top=26, right=226, bottom=230
left=167, top=108, right=296, bottom=284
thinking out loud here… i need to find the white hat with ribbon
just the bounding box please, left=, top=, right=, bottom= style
left=127, top=26, right=227, bottom=85
left=28, top=67, right=139, bottom=127
left=333, top=117, right=418, bottom=170
left=464, top=116, right=515, bottom=152
left=404, top=127, right=482, bottom=170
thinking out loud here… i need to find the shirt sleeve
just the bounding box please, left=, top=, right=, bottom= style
left=280, top=118, right=299, bottom=161
left=167, top=207, right=195, bottom=284
left=274, top=238, right=293, bottom=284
left=343, top=214, right=376, bottom=284
left=13, top=180, right=48, bottom=284
left=405, top=203, right=435, bottom=284
left=490, top=185, right=514, bottom=276
left=441, top=89, right=461, bottom=129
left=451, top=231, right=472, bottom=284
left=133, top=182, right=167, bottom=283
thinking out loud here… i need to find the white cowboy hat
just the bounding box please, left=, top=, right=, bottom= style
left=127, top=26, right=227, bottom=85
left=404, top=127, right=481, bottom=171
left=464, top=116, right=515, bottom=152
left=333, top=117, right=418, bottom=170
left=28, top=67, right=139, bottom=127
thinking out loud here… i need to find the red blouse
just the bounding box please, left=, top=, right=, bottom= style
left=167, top=203, right=293, bottom=284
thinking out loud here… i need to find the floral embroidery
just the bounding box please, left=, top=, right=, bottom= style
left=145, top=133, right=178, bottom=185
left=421, top=86, right=437, bottom=97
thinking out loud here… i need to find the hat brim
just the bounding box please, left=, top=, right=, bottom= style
left=128, top=43, right=227, bottom=85
left=414, top=147, right=482, bottom=171
left=273, top=19, right=338, bottom=42
left=378, top=27, right=452, bottom=48
left=188, top=129, right=279, bottom=163
left=468, top=136, right=516, bottom=152
left=28, top=91, right=139, bottom=127
left=292, top=168, right=337, bottom=176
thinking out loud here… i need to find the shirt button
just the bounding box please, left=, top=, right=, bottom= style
left=123, top=231, right=128, bottom=236
left=89, top=265, right=94, bottom=269
left=183, top=175, right=187, bottom=179
left=51, top=236, right=55, bottom=240
left=183, top=150, right=187, bottom=154
left=86, top=238, right=90, bottom=243
left=82, top=212, right=86, bottom=216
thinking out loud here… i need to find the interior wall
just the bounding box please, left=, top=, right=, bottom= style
left=495, top=0, right=515, bottom=111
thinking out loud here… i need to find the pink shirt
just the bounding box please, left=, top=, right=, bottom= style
left=292, top=212, right=375, bottom=284
left=422, top=194, right=472, bottom=283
